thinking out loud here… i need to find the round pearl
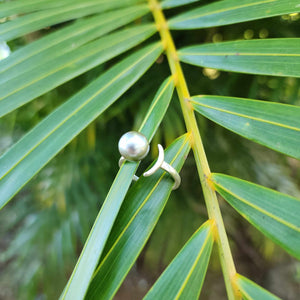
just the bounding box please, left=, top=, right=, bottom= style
left=118, top=131, right=149, bottom=161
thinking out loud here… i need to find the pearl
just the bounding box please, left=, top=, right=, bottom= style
left=118, top=131, right=149, bottom=161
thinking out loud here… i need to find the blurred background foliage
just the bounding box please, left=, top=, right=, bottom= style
left=0, top=1, right=300, bottom=299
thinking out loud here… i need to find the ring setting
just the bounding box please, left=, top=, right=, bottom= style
left=118, top=131, right=181, bottom=190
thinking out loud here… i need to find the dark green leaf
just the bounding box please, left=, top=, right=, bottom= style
left=191, top=95, right=300, bottom=159
left=236, top=274, right=281, bottom=300
left=86, top=134, right=190, bottom=300
left=0, top=42, right=163, bottom=210
left=144, top=221, right=214, bottom=300
left=211, top=173, right=300, bottom=259
left=0, top=24, right=156, bottom=117
left=0, top=0, right=143, bottom=41
left=60, top=76, right=174, bottom=299
left=169, top=0, right=300, bottom=29
left=179, top=39, right=300, bottom=77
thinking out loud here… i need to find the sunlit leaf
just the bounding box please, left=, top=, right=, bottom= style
left=86, top=134, right=190, bottom=300
left=211, top=173, right=300, bottom=259
left=161, top=0, right=200, bottom=9
left=144, top=221, right=214, bottom=300
left=0, top=0, right=83, bottom=18
left=0, top=5, right=150, bottom=83
left=0, top=42, right=163, bottom=210
left=191, top=95, right=300, bottom=159
left=169, top=0, right=300, bottom=29
left=0, top=24, right=156, bottom=117
left=0, top=0, right=143, bottom=41
left=60, top=76, right=174, bottom=299
left=236, top=274, right=281, bottom=300
left=179, top=39, right=300, bottom=77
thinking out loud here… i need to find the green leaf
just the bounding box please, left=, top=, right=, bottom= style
left=236, top=274, right=281, bottom=300
left=191, top=95, right=300, bottom=159
left=0, top=42, right=163, bottom=210
left=85, top=134, right=190, bottom=300
left=169, top=0, right=300, bottom=29
left=0, top=24, right=156, bottom=117
left=144, top=220, right=214, bottom=300
left=161, top=0, right=200, bottom=9
left=0, top=0, right=143, bottom=41
left=139, top=76, right=175, bottom=138
left=60, top=76, right=174, bottom=299
left=0, top=0, right=84, bottom=18
left=0, top=5, right=150, bottom=83
left=178, top=39, right=300, bottom=77
left=211, top=173, right=300, bottom=259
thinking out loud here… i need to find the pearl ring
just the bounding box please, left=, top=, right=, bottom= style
left=118, top=131, right=181, bottom=190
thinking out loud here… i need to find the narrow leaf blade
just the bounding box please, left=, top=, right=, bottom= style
left=169, top=0, right=300, bottom=29
left=0, top=0, right=83, bottom=18
left=86, top=134, right=190, bottom=300
left=0, top=0, right=143, bottom=41
left=191, top=95, right=300, bottom=160
left=60, top=76, right=174, bottom=299
left=139, top=76, right=175, bottom=139
left=144, top=221, right=214, bottom=300
left=179, top=39, right=300, bottom=77
left=0, top=24, right=156, bottom=117
left=0, top=42, right=163, bottom=210
left=236, top=274, right=281, bottom=300
left=0, top=5, right=150, bottom=83
left=161, top=0, right=200, bottom=9
left=211, top=173, right=300, bottom=259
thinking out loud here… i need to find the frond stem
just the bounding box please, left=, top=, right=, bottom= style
left=148, top=1, right=240, bottom=299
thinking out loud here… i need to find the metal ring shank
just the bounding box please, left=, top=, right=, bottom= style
left=143, top=144, right=181, bottom=190
left=160, top=161, right=181, bottom=190
left=119, top=145, right=181, bottom=189
left=119, top=156, right=139, bottom=181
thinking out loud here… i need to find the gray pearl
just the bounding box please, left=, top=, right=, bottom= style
left=118, top=131, right=149, bottom=161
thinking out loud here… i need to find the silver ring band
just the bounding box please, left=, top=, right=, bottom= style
left=143, top=144, right=181, bottom=190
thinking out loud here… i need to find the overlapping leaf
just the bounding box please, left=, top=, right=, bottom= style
left=144, top=221, right=214, bottom=300
left=169, top=0, right=300, bottom=29
left=236, top=274, right=281, bottom=300
left=60, top=76, right=174, bottom=299
left=0, top=0, right=142, bottom=41
left=211, top=173, right=300, bottom=259
left=0, top=5, right=150, bottom=83
left=0, top=0, right=83, bottom=18
left=179, top=39, right=300, bottom=77
left=191, top=95, right=300, bottom=159
left=85, top=134, right=190, bottom=300
left=0, top=24, right=156, bottom=117
left=0, top=42, right=163, bottom=210
left=161, top=0, right=200, bottom=9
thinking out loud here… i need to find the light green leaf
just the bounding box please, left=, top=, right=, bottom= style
left=85, top=134, right=190, bottom=300
left=0, top=24, right=156, bottom=117
left=236, top=274, right=281, bottom=300
left=139, top=76, right=175, bottom=138
left=178, top=39, right=300, bottom=77
left=0, top=5, right=150, bottom=83
left=169, top=0, right=300, bottom=29
left=211, top=173, right=300, bottom=259
left=191, top=95, right=300, bottom=160
left=0, top=0, right=83, bottom=18
left=0, top=0, right=143, bottom=41
left=144, top=220, right=214, bottom=300
left=161, top=0, right=200, bottom=9
left=60, top=76, right=174, bottom=299
left=0, top=42, right=163, bottom=210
